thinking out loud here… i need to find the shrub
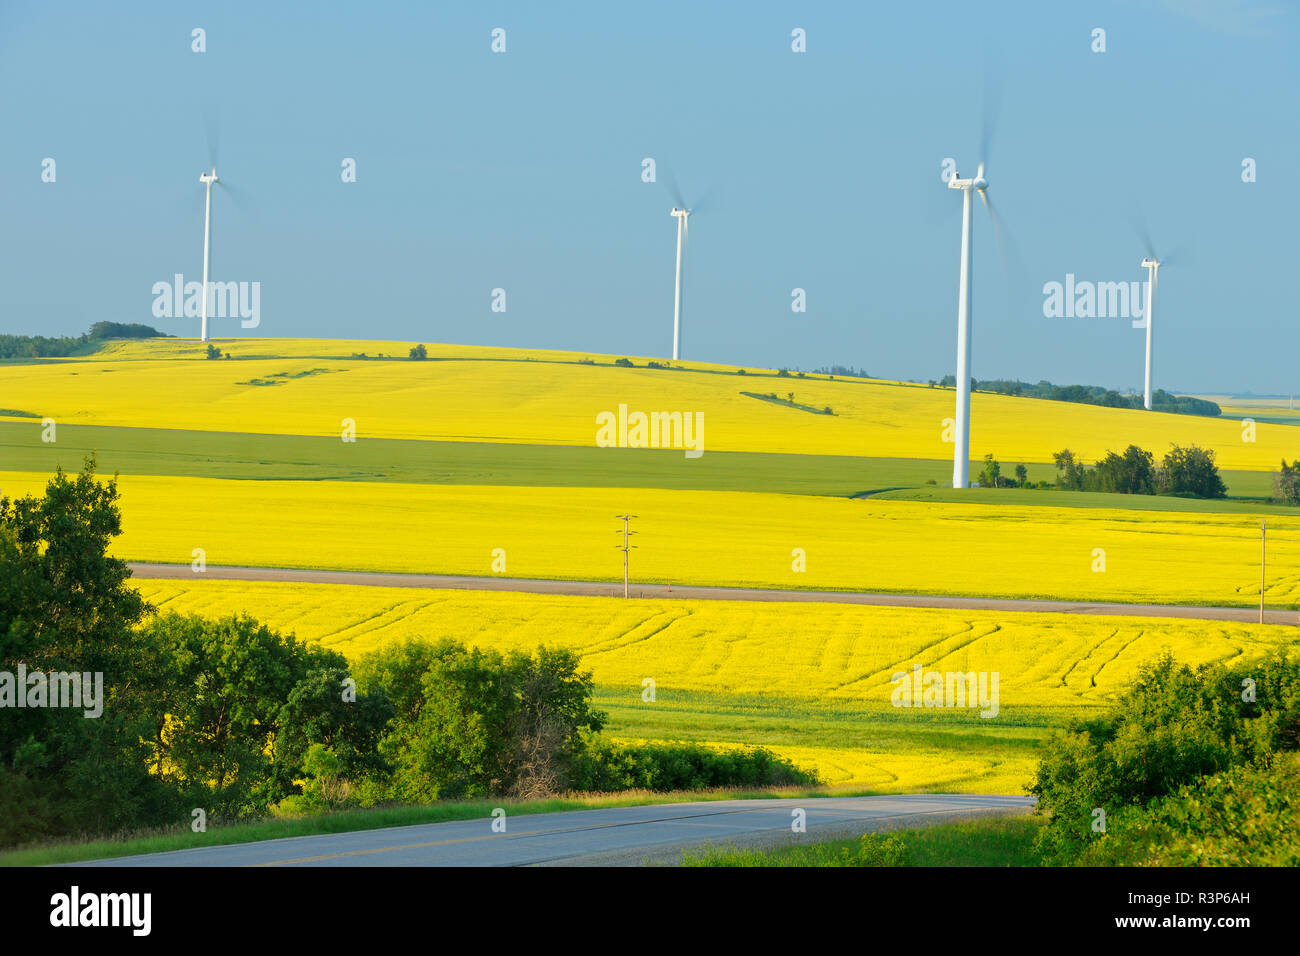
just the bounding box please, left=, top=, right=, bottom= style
left=614, top=357, right=634, bottom=368
left=840, top=833, right=910, bottom=867
left=205, top=344, right=222, bottom=360
left=1029, top=651, right=1300, bottom=865
left=1081, top=754, right=1300, bottom=867
left=570, top=741, right=819, bottom=792
left=275, top=744, right=356, bottom=816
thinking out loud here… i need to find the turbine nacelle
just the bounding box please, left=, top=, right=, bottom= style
left=947, top=162, right=987, bottom=191
left=670, top=206, right=690, bottom=218
left=1140, top=257, right=1160, bottom=270
left=199, top=168, right=219, bottom=184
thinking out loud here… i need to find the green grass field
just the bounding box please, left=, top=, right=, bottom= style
left=1, top=420, right=1056, bottom=496
left=679, top=813, right=1041, bottom=866
left=1, top=419, right=1284, bottom=511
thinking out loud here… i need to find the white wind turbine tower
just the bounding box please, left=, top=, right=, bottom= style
left=946, top=157, right=1006, bottom=490
left=1140, top=255, right=1160, bottom=410
left=198, top=166, right=218, bottom=342
left=670, top=205, right=690, bottom=361
left=1132, top=210, right=1181, bottom=411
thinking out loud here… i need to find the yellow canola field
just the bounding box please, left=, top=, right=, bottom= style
left=131, top=578, right=1298, bottom=792
left=133, top=579, right=1289, bottom=702
left=1, top=338, right=1292, bottom=468
left=5, top=471, right=1298, bottom=607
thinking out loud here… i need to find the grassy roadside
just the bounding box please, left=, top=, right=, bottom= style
left=680, top=813, right=1042, bottom=867
left=0, top=785, right=867, bottom=867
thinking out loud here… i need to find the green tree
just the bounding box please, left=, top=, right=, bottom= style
left=1090, top=445, right=1155, bottom=494
left=357, top=639, right=604, bottom=801
left=276, top=665, right=394, bottom=789
left=1053, top=449, right=1086, bottom=491
left=0, top=457, right=178, bottom=843
left=142, top=612, right=346, bottom=814
left=506, top=646, right=604, bottom=797
left=977, top=454, right=1001, bottom=489
left=1014, top=463, right=1028, bottom=488
left=1160, top=444, right=1226, bottom=498
left=1275, top=459, right=1300, bottom=505
left=408, top=344, right=428, bottom=360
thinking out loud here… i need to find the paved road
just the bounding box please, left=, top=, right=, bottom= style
left=130, top=562, right=1298, bottom=625
left=71, top=795, right=1034, bottom=867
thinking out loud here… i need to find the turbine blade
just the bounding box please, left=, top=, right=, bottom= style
left=688, top=180, right=721, bottom=217
left=1130, top=204, right=1156, bottom=260
left=661, top=165, right=685, bottom=209
left=978, top=189, right=1005, bottom=262
left=204, top=106, right=222, bottom=171
left=978, top=189, right=1032, bottom=323
left=1159, top=244, right=1189, bottom=269
left=978, top=55, right=1002, bottom=175
left=217, top=179, right=258, bottom=222
left=218, top=180, right=247, bottom=216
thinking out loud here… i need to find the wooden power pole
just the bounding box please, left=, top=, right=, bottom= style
left=1260, top=518, right=1267, bottom=624
left=616, top=514, right=637, bottom=598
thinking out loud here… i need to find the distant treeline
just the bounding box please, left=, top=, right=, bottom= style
left=0, top=322, right=167, bottom=360
left=937, top=376, right=1221, bottom=418
left=816, top=365, right=872, bottom=379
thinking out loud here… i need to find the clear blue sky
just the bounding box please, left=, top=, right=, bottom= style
left=1, top=1, right=1295, bottom=394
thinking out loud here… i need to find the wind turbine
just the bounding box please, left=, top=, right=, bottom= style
left=670, top=205, right=690, bottom=360
left=198, top=166, right=218, bottom=342
left=946, top=158, right=1004, bottom=489
left=1140, top=256, right=1160, bottom=410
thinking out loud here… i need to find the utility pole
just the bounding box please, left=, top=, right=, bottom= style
left=1260, top=518, right=1267, bottom=625
left=616, top=514, right=638, bottom=598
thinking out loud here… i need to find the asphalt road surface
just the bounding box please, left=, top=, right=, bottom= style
left=71, top=795, right=1034, bottom=867
left=130, top=562, right=1297, bottom=625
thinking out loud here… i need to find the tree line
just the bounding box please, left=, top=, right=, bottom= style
left=936, top=376, right=1221, bottom=418
left=1051, top=443, right=1227, bottom=498
left=0, top=323, right=167, bottom=360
